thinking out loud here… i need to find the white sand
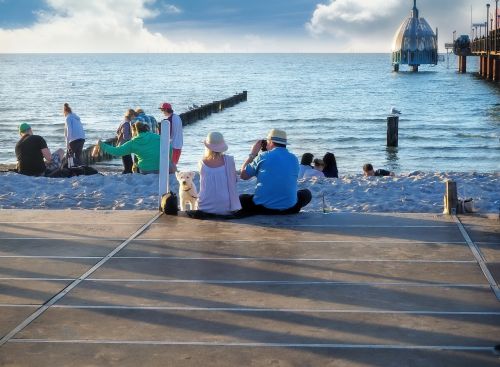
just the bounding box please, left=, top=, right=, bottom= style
left=0, top=171, right=498, bottom=213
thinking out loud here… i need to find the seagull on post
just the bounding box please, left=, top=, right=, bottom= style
left=390, top=106, right=402, bottom=115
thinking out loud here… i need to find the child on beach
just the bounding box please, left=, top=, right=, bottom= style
left=188, top=132, right=241, bottom=218
left=303, top=158, right=325, bottom=178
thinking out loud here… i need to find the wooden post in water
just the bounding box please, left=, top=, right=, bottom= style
left=458, top=55, right=467, bottom=73
left=386, top=116, right=399, bottom=147
left=487, top=56, right=494, bottom=80
left=444, top=180, right=458, bottom=215
left=82, top=91, right=248, bottom=166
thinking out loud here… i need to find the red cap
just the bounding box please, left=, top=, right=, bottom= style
left=159, top=102, right=172, bottom=111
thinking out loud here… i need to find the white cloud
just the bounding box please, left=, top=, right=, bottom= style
left=305, top=0, right=480, bottom=52
left=0, top=0, right=203, bottom=52
left=163, top=4, right=182, bottom=14
left=307, top=0, right=402, bottom=36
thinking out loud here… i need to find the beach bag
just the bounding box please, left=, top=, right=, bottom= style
left=161, top=191, right=178, bottom=216
left=67, top=166, right=99, bottom=177
left=457, top=198, right=474, bottom=214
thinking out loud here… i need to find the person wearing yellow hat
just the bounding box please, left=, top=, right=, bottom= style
left=15, top=123, right=64, bottom=176
left=239, top=128, right=312, bottom=216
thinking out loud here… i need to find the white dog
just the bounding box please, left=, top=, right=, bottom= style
left=176, top=171, right=198, bottom=211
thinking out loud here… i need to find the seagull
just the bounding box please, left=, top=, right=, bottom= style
left=390, top=106, right=402, bottom=115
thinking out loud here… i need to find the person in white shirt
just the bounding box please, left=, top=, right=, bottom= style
left=188, top=132, right=241, bottom=218
left=298, top=152, right=314, bottom=179
left=159, top=102, right=183, bottom=165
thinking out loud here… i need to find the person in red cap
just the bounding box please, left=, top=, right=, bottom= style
left=159, top=102, right=183, bottom=165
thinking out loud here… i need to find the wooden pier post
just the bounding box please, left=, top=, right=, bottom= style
left=458, top=55, right=467, bottom=73
left=387, top=116, right=399, bottom=147
left=443, top=180, right=458, bottom=215
left=487, top=56, right=494, bottom=80
left=494, top=58, right=500, bottom=82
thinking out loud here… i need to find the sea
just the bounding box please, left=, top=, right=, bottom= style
left=0, top=54, right=498, bottom=173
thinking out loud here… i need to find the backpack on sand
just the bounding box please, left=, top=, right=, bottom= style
left=161, top=191, right=178, bottom=216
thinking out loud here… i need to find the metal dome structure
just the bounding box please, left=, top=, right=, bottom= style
left=391, top=0, right=438, bottom=72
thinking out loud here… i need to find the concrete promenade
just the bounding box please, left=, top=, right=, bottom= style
left=0, top=210, right=499, bottom=366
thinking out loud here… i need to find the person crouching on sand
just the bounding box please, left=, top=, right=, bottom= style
left=15, top=123, right=64, bottom=176
left=239, top=128, right=312, bottom=216
left=115, top=109, right=134, bottom=174
left=98, top=122, right=161, bottom=174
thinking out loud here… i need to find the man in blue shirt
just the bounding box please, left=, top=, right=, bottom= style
left=239, top=129, right=311, bottom=216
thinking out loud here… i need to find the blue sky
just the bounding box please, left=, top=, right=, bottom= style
left=0, top=0, right=489, bottom=53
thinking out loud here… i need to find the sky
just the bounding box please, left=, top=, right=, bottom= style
left=0, top=0, right=491, bottom=53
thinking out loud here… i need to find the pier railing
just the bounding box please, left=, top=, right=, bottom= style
left=471, top=30, right=500, bottom=55
left=82, top=91, right=248, bottom=166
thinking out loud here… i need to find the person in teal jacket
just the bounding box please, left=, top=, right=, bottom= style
left=99, top=122, right=161, bottom=174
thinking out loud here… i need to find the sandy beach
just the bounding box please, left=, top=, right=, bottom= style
left=0, top=170, right=498, bottom=214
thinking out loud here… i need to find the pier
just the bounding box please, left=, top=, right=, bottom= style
left=452, top=1, right=500, bottom=81
left=83, top=91, right=248, bottom=166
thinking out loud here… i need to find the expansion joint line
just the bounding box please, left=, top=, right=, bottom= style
left=453, top=215, right=500, bottom=301
left=0, top=212, right=163, bottom=347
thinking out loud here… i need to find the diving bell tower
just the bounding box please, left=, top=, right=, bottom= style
left=391, top=0, right=438, bottom=72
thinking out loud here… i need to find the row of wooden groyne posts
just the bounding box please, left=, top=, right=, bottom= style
left=82, top=91, right=247, bottom=166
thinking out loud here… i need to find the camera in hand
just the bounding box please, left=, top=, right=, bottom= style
left=260, top=139, right=267, bottom=151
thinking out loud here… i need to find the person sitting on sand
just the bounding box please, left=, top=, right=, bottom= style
left=15, top=123, right=64, bottom=176
left=298, top=152, right=314, bottom=179
left=239, top=128, right=312, bottom=216
left=303, top=158, right=325, bottom=179
left=363, top=163, right=394, bottom=177
left=188, top=132, right=241, bottom=218
left=322, top=152, right=338, bottom=178
left=98, top=122, right=162, bottom=175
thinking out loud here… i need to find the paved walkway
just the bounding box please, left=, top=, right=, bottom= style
left=0, top=210, right=499, bottom=366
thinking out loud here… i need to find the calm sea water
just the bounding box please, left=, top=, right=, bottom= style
left=0, top=54, right=498, bottom=173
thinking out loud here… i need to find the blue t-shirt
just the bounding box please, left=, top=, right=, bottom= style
left=245, top=147, right=299, bottom=210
